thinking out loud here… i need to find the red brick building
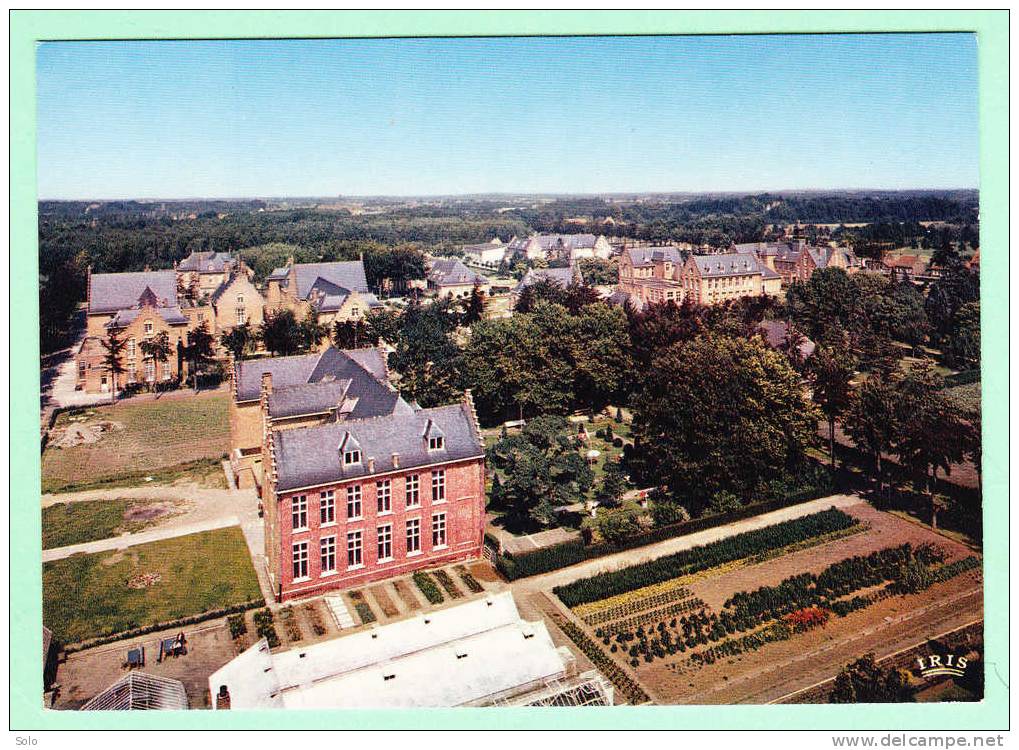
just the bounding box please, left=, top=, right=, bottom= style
left=259, top=374, right=486, bottom=601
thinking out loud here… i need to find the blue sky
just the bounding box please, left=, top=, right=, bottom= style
left=36, top=34, right=978, bottom=199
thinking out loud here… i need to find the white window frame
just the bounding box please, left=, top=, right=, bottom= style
left=292, top=541, right=309, bottom=581
left=344, top=449, right=361, bottom=466
left=320, top=536, right=336, bottom=575
left=406, top=518, right=421, bottom=556
left=428, top=436, right=444, bottom=451
left=432, top=512, right=447, bottom=549
left=406, top=474, right=420, bottom=508
left=320, top=490, right=335, bottom=526
left=291, top=495, right=308, bottom=531
left=347, top=530, right=363, bottom=569
left=144, top=359, right=156, bottom=383
left=377, top=479, right=391, bottom=514
left=346, top=485, right=362, bottom=520
left=432, top=469, right=446, bottom=504
left=377, top=524, right=393, bottom=562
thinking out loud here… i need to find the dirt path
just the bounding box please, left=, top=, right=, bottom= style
left=42, top=515, right=243, bottom=562
left=511, top=494, right=864, bottom=595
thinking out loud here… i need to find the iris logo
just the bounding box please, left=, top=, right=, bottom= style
left=916, top=653, right=968, bottom=679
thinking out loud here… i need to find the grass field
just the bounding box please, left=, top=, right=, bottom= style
left=43, top=526, right=261, bottom=644
left=41, top=498, right=183, bottom=549
left=42, top=392, right=231, bottom=493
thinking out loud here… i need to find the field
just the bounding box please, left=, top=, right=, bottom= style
left=41, top=391, right=231, bottom=493
left=42, top=526, right=262, bottom=644
left=548, top=501, right=982, bottom=704
left=41, top=497, right=184, bottom=549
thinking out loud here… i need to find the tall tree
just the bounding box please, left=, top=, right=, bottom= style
left=807, top=345, right=856, bottom=468
left=843, top=375, right=899, bottom=496
left=461, top=285, right=486, bottom=325
left=99, top=328, right=128, bottom=403
left=184, top=321, right=216, bottom=391
left=138, top=331, right=172, bottom=391
left=298, top=311, right=327, bottom=352
left=829, top=654, right=914, bottom=703
left=259, top=308, right=303, bottom=356
left=221, top=322, right=252, bottom=360
left=942, top=301, right=980, bottom=369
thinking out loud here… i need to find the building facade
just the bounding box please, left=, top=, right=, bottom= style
left=176, top=251, right=236, bottom=298
left=617, top=246, right=686, bottom=307
left=265, top=259, right=384, bottom=331
left=426, top=258, right=491, bottom=299
left=681, top=253, right=783, bottom=305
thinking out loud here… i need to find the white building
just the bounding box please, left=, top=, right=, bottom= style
left=462, top=239, right=510, bottom=266
left=209, top=592, right=613, bottom=709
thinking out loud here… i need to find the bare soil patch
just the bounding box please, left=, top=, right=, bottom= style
left=393, top=580, right=422, bottom=612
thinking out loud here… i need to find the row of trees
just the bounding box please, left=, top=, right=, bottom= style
left=99, top=321, right=217, bottom=402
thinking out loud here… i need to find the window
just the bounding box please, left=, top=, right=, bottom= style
left=236, top=294, right=245, bottom=305
left=344, top=449, right=361, bottom=466
left=320, top=536, right=336, bottom=574
left=432, top=513, right=447, bottom=548
left=145, top=360, right=156, bottom=382
left=377, top=479, right=391, bottom=514
left=346, top=485, right=362, bottom=520
left=292, top=541, right=309, bottom=580
left=320, top=490, right=335, bottom=525
left=432, top=470, right=446, bottom=503
left=406, top=475, right=420, bottom=507
left=428, top=436, right=444, bottom=451
left=144, top=321, right=153, bottom=335
left=377, top=524, right=393, bottom=561
left=291, top=495, right=308, bottom=530
left=406, top=518, right=421, bottom=554
left=127, top=338, right=136, bottom=359
left=351, top=306, right=361, bottom=319
left=236, top=308, right=247, bottom=325
left=347, top=531, right=363, bottom=568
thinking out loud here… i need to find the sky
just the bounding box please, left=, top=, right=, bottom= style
left=36, top=34, right=979, bottom=199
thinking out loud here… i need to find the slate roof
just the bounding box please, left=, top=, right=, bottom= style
left=624, top=246, right=683, bottom=267
left=428, top=259, right=489, bottom=287
left=272, top=401, right=483, bottom=492
left=177, top=251, right=233, bottom=273
left=758, top=320, right=816, bottom=359
left=690, top=253, right=765, bottom=277
left=292, top=262, right=370, bottom=299
left=234, top=347, right=391, bottom=409
left=88, top=271, right=178, bottom=315
left=733, top=241, right=804, bottom=263
left=513, top=266, right=577, bottom=293
left=267, top=379, right=353, bottom=419
left=106, top=306, right=188, bottom=328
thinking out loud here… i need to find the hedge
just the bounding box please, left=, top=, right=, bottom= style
left=553, top=508, right=855, bottom=607
left=497, top=487, right=837, bottom=581
left=63, top=597, right=265, bottom=654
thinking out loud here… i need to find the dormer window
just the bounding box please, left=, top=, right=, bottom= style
left=144, top=321, right=154, bottom=335
left=344, top=449, right=361, bottom=466
left=423, top=420, right=445, bottom=451
left=340, top=431, right=362, bottom=466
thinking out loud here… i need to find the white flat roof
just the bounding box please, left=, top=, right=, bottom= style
left=209, top=591, right=573, bottom=710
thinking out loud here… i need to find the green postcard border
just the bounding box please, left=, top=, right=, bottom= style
left=9, top=10, right=1008, bottom=731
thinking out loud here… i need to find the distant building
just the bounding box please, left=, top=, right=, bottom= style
left=506, top=234, right=612, bottom=262
left=426, top=258, right=491, bottom=299
left=461, top=239, right=509, bottom=266
left=209, top=592, right=613, bottom=709
left=617, top=246, right=686, bottom=307
left=881, top=253, right=930, bottom=281
left=176, top=250, right=235, bottom=297
left=266, top=259, right=383, bottom=331
left=259, top=376, right=485, bottom=600
left=208, top=262, right=266, bottom=338
left=733, top=241, right=862, bottom=284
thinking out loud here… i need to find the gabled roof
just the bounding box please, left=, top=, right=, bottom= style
left=177, top=251, right=233, bottom=273
left=428, top=258, right=489, bottom=287
left=106, top=306, right=188, bottom=329
left=272, top=400, right=483, bottom=491
left=690, top=253, right=764, bottom=277
left=624, top=246, right=683, bottom=267
left=88, top=270, right=178, bottom=315
left=514, top=266, right=576, bottom=293
left=292, top=262, right=370, bottom=300
left=267, top=379, right=353, bottom=419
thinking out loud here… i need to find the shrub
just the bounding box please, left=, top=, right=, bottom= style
left=612, top=437, right=624, bottom=448
left=348, top=591, right=377, bottom=625
left=455, top=564, right=485, bottom=594
left=413, top=571, right=445, bottom=604
left=227, top=613, right=247, bottom=639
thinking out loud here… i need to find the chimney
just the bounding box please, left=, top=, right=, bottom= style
left=261, top=372, right=273, bottom=397
left=216, top=685, right=231, bottom=710
left=367, top=457, right=376, bottom=473
left=286, top=255, right=294, bottom=267
left=391, top=452, right=400, bottom=469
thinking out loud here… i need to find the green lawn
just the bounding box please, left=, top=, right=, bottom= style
left=42, top=498, right=180, bottom=550
left=42, top=392, right=231, bottom=493
left=43, top=526, right=261, bottom=644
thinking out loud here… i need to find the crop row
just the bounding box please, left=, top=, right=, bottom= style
left=555, top=507, right=857, bottom=608
left=555, top=617, right=649, bottom=704
left=582, top=586, right=695, bottom=626
left=595, top=598, right=707, bottom=637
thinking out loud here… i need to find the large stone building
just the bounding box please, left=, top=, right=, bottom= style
left=733, top=241, right=862, bottom=285
left=617, top=246, right=686, bottom=307
left=266, top=259, right=383, bottom=329
left=208, top=266, right=266, bottom=336
left=209, top=592, right=613, bottom=709
left=75, top=269, right=206, bottom=393
left=681, top=253, right=783, bottom=305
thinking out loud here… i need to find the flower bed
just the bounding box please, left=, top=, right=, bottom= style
left=279, top=606, right=302, bottom=642
left=412, top=571, right=444, bottom=605
left=303, top=602, right=327, bottom=636
left=253, top=608, right=280, bottom=648
left=554, top=616, right=648, bottom=705
left=226, top=613, right=247, bottom=640
left=434, top=569, right=464, bottom=599
left=596, top=598, right=707, bottom=638
left=582, top=586, right=696, bottom=626
left=455, top=565, right=485, bottom=594
left=348, top=590, right=377, bottom=624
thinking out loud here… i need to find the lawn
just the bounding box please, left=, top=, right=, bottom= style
left=42, top=392, right=231, bottom=493
left=43, top=526, right=262, bottom=644
left=945, top=381, right=981, bottom=417
left=41, top=498, right=182, bottom=550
